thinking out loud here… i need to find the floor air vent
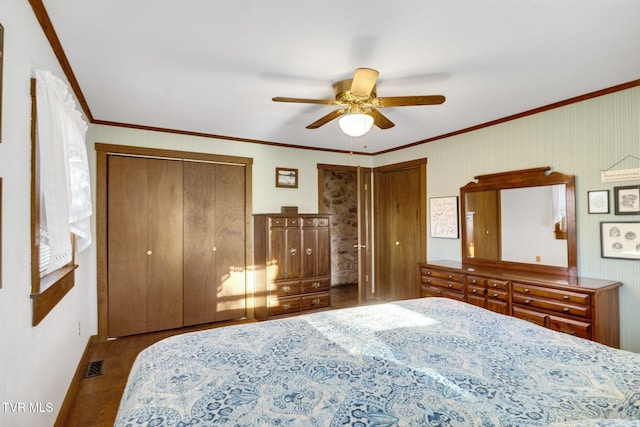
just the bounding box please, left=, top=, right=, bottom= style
left=85, top=360, right=104, bottom=378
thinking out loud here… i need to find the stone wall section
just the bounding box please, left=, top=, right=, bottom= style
left=322, top=170, right=359, bottom=286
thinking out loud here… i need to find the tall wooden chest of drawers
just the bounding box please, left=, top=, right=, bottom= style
left=254, top=214, right=331, bottom=320
left=418, top=261, right=622, bottom=348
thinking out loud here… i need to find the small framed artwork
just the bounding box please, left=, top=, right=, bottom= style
left=587, top=190, right=609, bottom=214
left=275, top=167, right=298, bottom=188
left=600, top=221, right=640, bottom=260
left=429, top=196, right=459, bottom=239
left=614, top=185, right=640, bottom=215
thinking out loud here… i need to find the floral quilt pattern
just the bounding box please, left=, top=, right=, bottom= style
left=116, top=298, right=640, bottom=426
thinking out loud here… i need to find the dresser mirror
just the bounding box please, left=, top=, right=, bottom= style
left=460, top=167, right=577, bottom=276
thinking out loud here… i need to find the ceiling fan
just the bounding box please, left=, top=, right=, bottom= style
left=272, top=68, right=446, bottom=137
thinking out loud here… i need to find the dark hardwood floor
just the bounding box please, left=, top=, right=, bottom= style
left=58, top=284, right=361, bottom=426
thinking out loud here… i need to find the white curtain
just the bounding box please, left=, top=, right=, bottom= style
left=35, top=70, right=91, bottom=281
left=551, top=184, right=567, bottom=229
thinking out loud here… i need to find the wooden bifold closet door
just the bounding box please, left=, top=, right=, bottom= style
left=107, top=155, right=246, bottom=337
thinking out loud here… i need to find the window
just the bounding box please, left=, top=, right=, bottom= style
left=30, top=71, right=91, bottom=325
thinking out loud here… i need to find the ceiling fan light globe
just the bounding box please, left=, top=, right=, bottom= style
left=338, top=113, right=374, bottom=137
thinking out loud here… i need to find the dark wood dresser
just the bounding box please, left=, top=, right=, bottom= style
left=254, top=214, right=331, bottom=320
left=418, top=261, right=622, bottom=348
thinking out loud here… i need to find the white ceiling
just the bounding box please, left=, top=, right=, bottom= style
left=41, top=0, right=640, bottom=154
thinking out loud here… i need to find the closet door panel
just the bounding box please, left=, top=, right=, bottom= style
left=212, top=163, right=246, bottom=320
left=183, top=162, right=246, bottom=325
left=183, top=161, right=217, bottom=325
left=107, top=156, right=149, bottom=337
left=146, top=158, right=184, bottom=332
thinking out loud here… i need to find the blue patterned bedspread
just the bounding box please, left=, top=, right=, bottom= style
left=116, top=298, right=640, bottom=426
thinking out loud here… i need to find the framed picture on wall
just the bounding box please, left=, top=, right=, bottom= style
left=614, top=185, right=640, bottom=215
left=275, top=167, right=298, bottom=188
left=587, top=190, right=609, bottom=214
left=429, top=196, right=459, bottom=239
left=600, top=221, right=640, bottom=260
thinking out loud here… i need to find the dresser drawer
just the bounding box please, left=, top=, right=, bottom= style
left=513, top=306, right=547, bottom=327
left=512, top=293, right=590, bottom=318
left=512, top=283, right=590, bottom=305
left=421, top=268, right=465, bottom=283
left=301, top=277, right=330, bottom=294
left=302, top=293, right=330, bottom=310
left=513, top=282, right=590, bottom=318
left=421, top=285, right=465, bottom=301
left=286, top=217, right=300, bottom=226
left=423, top=277, right=465, bottom=292
left=547, top=315, right=591, bottom=340
left=486, top=278, right=510, bottom=291
left=486, top=288, right=509, bottom=302
left=466, top=284, right=485, bottom=297
left=302, top=217, right=329, bottom=227
left=273, top=281, right=301, bottom=296
left=269, top=296, right=301, bottom=316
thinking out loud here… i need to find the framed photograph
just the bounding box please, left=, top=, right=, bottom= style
left=614, top=185, right=640, bottom=215
left=275, top=167, right=298, bottom=188
left=429, top=196, right=459, bottom=238
left=587, top=190, right=609, bottom=214
left=600, top=221, right=640, bottom=260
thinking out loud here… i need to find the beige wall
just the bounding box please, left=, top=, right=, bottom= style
left=92, top=86, right=640, bottom=352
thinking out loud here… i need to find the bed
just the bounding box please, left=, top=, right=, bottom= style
left=115, top=297, right=640, bottom=426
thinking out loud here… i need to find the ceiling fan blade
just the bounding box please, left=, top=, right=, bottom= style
left=368, top=109, right=395, bottom=129
left=306, top=108, right=348, bottom=129
left=350, top=68, right=379, bottom=97
left=378, top=95, right=446, bottom=107
left=272, top=97, right=335, bottom=105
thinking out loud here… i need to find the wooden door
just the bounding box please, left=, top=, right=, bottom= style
left=374, top=160, right=426, bottom=301
left=302, top=218, right=330, bottom=278
left=107, top=156, right=184, bottom=337
left=183, top=162, right=246, bottom=325
left=285, top=219, right=302, bottom=279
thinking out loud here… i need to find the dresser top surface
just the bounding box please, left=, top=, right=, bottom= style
left=421, top=260, right=622, bottom=291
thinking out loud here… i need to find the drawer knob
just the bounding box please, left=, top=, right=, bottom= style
left=472, top=279, right=477, bottom=284
left=311, top=298, right=320, bottom=305
left=427, top=279, right=432, bottom=284
left=426, top=271, right=431, bottom=276
left=290, top=247, right=298, bottom=256
left=282, top=285, right=291, bottom=293
left=448, top=275, right=453, bottom=279
left=472, top=289, right=477, bottom=293
left=312, top=282, right=320, bottom=288
left=524, top=299, right=531, bottom=304
left=305, top=248, right=313, bottom=255
left=283, top=303, right=291, bottom=310
left=492, top=293, right=499, bottom=297
left=492, top=283, right=498, bottom=288
left=524, top=288, right=530, bottom=293
left=562, top=307, right=570, bottom=313
left=563, top=295, right=569, bottom=300
left=560, top=327, right=576, bottom=335
left=448, top=283, right=453, bottom=288
left=146, top=250, right=153, bottom=256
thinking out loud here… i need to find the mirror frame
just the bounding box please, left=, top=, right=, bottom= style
left=460, top=167, right=577, bottom=277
